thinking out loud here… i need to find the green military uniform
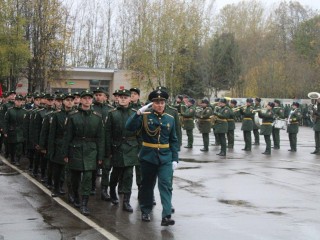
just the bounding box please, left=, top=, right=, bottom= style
left=195, top=100, right=213, bottom=151
left=213, top=100, right=230, bottom=156
left=240, top=100, right=255, bottom=151
left=125, top=89, right=179, bottom=225
left=311, top=102, right=320, bottom=154
left=181, top=101, right=195, bottom=148
left=175, top=102, right=186, bottom=147
left=92, top=99, right=114, bottom=199
left=62, top=94, right=105, bottom=215
left=106, top=99, right=139, bottom=212
left=3, top=98, right=27, bottom=165
left=287, top=103, right=302, bottom=152
left=211, top=102, right=221, bottom=146
left=272, top=101, right=285, bottom=149
left=253, top=99, right=262, bottom=145
left=258, top=106, right=274, bottom=154
left=0, top=99, right=15, bottom=157
left=227, top=102, right=236, bottom=149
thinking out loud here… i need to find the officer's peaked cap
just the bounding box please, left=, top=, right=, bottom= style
left=80, top=90, right=94, bottom=98
left=118, top=89, right=131, bottom=96
left=148, top=89, right=169, bottom=101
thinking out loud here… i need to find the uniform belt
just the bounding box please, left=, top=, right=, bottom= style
left=262, top=122, right=272, bottom=125
left=198, top=119, right=211, bottom=122
left=227, top=119, right=234, bottom=121
left=142, top=142, right=170, bottom=148
left=243, top=118, right=253, bottom=120
left=217, top=118, right=227, bottom=122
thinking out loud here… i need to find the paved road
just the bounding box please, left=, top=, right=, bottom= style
left=0, top=123, right=320, bottom=240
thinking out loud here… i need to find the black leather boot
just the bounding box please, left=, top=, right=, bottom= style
left=80, top=195, right=90, bottom=215
left=101, top=186, right=111, bottom=201
left=110, top=187, right=119, bottom=205
left=161, top=215, right=175, bottom=226
left=123, top=193, right=133, bottom=212
left=73, top=192, right=81, bottom=208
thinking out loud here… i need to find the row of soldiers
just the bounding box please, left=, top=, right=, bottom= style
left=174, top=95, right=320, bottom=156
left=0, top=87, right=179, bottom=226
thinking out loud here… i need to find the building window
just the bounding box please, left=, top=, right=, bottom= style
left=89, top=80, right=109, bottom=92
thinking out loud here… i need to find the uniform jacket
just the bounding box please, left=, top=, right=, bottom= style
left=273, top=107, right=285, bottom=119
left=214, top=105, right=230, bottom=134
left=313, top=103, right=320, bottom=132
left=181, top=105, right=195, bottom=130
left=253, top=103, right=261, bottom=130
left=228, top=107, right=236, bottom=131
left=105, top=106, right=139, bottom=168
left=63, top=108, right=105, bottom=171
left=258, top=109, right=274, bottom=135
left=125, top=109, right=179, bottom=165
left=287, top=108, right=302, bottom=134
left=4, top=106, right=27, bottom=143
left=240, top=106, right=255, bottom=131
left=39, top=108, right=55, bottom=150
left=195, top=106, right=213, bottom=133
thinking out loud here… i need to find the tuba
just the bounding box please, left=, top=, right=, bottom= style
left=307, top=92, right=320, bottom=123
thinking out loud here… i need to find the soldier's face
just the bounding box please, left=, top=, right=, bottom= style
left=9, top=93, right=16, bottom=101
left=55, top=99, right=63, bottom=109
left=74, top=96, right=80, bottom=104
left=119, top=95, right=131, bottom=107
left=152, top=100, right=165, bottom=113
left=63, top=97, right=74, bottom=109
left=47, top=99, right=55, bottom=107
left=94, top=93, right=106, bottom=103
left=80, top=96, right=93, bottom=108
left=34, top=98, right=41, bottom=106
left=130, top=92, right=139, bottom=103
left=14, top=99, right=22, bottom=107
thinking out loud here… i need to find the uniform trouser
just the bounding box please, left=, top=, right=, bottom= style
left=135, top=165, right=141, bottom=186
left=253, top=129, right=260, bottom=144
left=314, top=131, right=320, bottom=151
left=140, top=160, right=173, bottom=218
left=243, top=131, right=252, bottom=150
left=288, top=133, right=297, bottom=151
left=217, top=133, right=227, bottom=153
left=202, top=133, right=209, bottom=149
left=178, top=126, right=182, bottom=147
left=8, top=142, right=23, bottom=162
left=101, top=161, right=111, bottom=188
left=41, top=155, right=49, bottom=179
left=186, top=129, right=194, bottom=146
left=28, top=149, right=35, bottom=169
left=4, top=137, right=9, bottom=156
left=46, top=158, right=53, bottom=185
left=264, top=135, right=271, bottom=153
left=52, top=162, right=65, bottom=191
left=227, top=130, right=234, bottom=147
left=272, top=127, right=280, bottom=148
left=70, top=170, right=92, bottom=196
left=65, top=164, right=72, bottom=195
left=0, top=134, right=4, bottom=152
left=214, top=132, right=220, bottom=145
left=33, top=151, right=42, bottom=175
left=109, top=166, right=133, bottom=194
left=91, top=169, right=97, bottom=190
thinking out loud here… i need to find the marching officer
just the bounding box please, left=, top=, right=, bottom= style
left=287, top=102, right=302, bottom=152
left=240, top=98, right=255, bottom=151
left=62, top=90, right=105, bottom=215
left=227, top=99, right=237, bottom=149
left=106, top=89, right=139, bottom=212
left=213, top=98, right=230, bottom=156
left=3, top=95, right=27, bottom=165
left=181, top=98, right=196, bottom=148
left=125, top=89, right=179, bottom=226
left=195, top=98, right=213, bottom=152
left=253, top=98, right=262, bottom=145
left=311, top=97, right=320, bottom=154
left=272, top=99, right=285, bottom=149
left=48, top=93, right=75, bottom=197
left=258, top=102, right=274, bottom=155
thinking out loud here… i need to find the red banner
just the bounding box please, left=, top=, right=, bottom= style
left=0, top=83, right=3, bottom=97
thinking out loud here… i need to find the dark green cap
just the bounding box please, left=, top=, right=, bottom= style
left=118, top=89, right=131, bottom=96
left=80, top=90, right=93, bottom=98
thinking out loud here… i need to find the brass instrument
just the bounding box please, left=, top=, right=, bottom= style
left=232, top=105, right=246, bottom=112
left=307, top=92, right=320, bottom=123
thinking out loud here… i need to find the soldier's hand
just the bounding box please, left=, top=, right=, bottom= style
left=138, top=102, right=153, bottom=115
left=41, top=149, right=47, bottom=154
left=35, top=145, right=40, bottom=150
left=172, top=161, right=178, bottom=171
left=64, top=157, right=68, bottom=163
left=98, top=160, right=102, bottom=165
left=4, top=134, right=7, bottom=138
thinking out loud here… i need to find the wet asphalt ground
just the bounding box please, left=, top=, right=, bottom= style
left=0, top=123, right=320, bottom=240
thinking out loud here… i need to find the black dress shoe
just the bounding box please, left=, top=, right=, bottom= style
left=219, top=152, right=226, bottom=156
left=262, top=152, right=271, bottom=155
left=311, top=151, right=319, bottom=154
left=241, top=148, right=247, bottom=151
left=216, top=152, right=222, bottom=155
left=171, top=207, right=175, bottom=214
left=161, top=216, right=175, bottom=226
left=200, top=148, right=208, bottom=152
left=141, top=213, right=151, bottom=222
left=184, top=145, right=192, bottom=148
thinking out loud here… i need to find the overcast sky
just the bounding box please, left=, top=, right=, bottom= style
left=214, top=0, right=320, bottom=11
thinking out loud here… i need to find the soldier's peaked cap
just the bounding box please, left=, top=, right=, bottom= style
left=118, top=89, right=131, bottom=96
left=80, top=90, right=94, bottom=98
left=130, top=87, right=140, bottom=95
left=148, top=89, right=169, bottom=101
left=219, top=98, right=227, bottom=104
left=15, top=94, right=24, bottom=100
left=246, top=98, right=253, bottom=103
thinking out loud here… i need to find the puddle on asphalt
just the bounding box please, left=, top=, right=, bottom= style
left=0, top=165, right=19, bottom=176
left=178, top=166, right=201, bottom=170
left=266, top=211, right=285, bottom=216
left=218, top=199, right=254, bottom=208
left=179, top=158, right=212, bottom=163
left=236, top=172, right=250, bottom=175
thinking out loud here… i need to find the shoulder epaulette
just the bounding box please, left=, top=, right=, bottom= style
left=109, top=108, right=117, bottom=113
left=131, top=108, right=137, bottom=112
left=107, top=103, right=114, bottom=109
left=45, top=110, right=55, bottom=116
left=93, top=111, right=102, bottom=118
left=167, top=105, right=178, bottom=112
left=69, top=110, right=78, bottom=115
left=164, top=113, right=174, bottom=119
left=7, top=107, right=13, bottom=110
left=54, top=109, right=62, bottom=113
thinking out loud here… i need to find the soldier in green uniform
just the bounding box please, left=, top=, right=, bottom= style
left=195, top=99, right=213, bottom=152
left=272, top=99, right=285, bottom=149
left=125, top=89, right=179, bottom=226
left=0, top=90, right=16, bottom=158
left=227, top=99, right=237, bottom=149
left=253, top=98, right=262, bottom=145
left=73, top=92, right=81, bottom=108
left=92, top=87, right=113, bottom=198
left=48, top=93, right=75, bottom=197
left=3, top=95, right=27, bottom=165
left=211, top=98, right=221, bottom=146
left=112, top=89, right=120, bottom=108
left=311, top=97, right=320, bottom=154
left=287, top=102, right=302, bottom=152
left=105, top=89, right=139, bottom=212
left=258, top=102, right=274, bottom=155
left=0, top=92, right=8, bottom=155
left=62, top=90, right=105, bottom=215
left=181, top=98, right=195, bottom=148
left=213, top=98, right=230, bottom=156
left=239, top=98, right=255, bottom=151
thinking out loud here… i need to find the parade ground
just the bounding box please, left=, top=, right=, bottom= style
left=0, top=123, right=320, bottom=240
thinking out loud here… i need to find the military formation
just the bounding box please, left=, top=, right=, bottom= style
left=1, top=87, right=320, bottom=227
